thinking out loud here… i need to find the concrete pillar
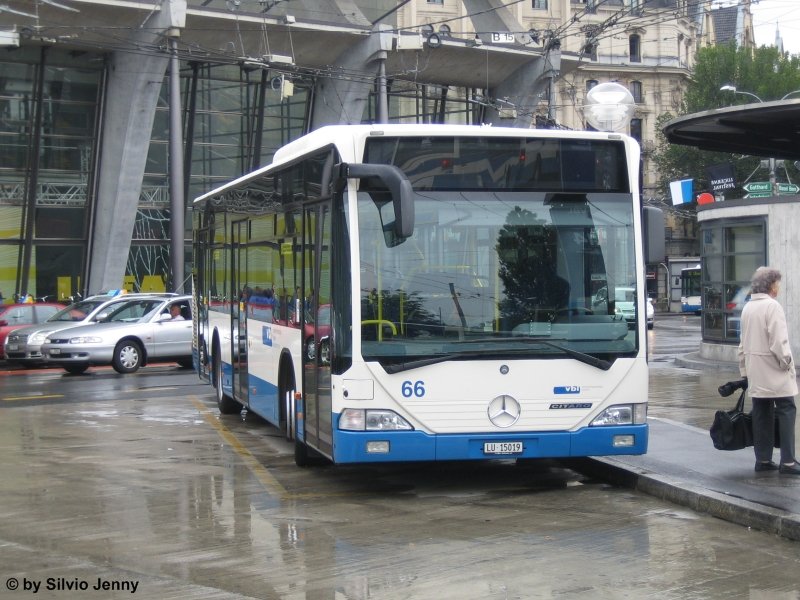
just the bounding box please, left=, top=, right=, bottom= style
left=310, top=26, right=395, bottom=127
left=86, top=0, right=186, bottom=294
left=463, top=0, right=560, bottom=128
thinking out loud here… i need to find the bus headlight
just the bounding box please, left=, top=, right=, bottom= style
left=590, top=404, right=647, bottom=426
left=339, top=409, right=413, bottom=431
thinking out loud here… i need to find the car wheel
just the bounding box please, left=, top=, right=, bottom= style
left=177, top=358, right=193, bottom=369
left=305, top=337, right=316, bottom=361
left=319, top=339, right=330, bottom=365
left=64, top=365, right=88, bottom=375
left=112, top=340, right=143, bottom=374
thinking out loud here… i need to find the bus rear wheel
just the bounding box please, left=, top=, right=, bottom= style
left=213, top=344, right=240, bottom=415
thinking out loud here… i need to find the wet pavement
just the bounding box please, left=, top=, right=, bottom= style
left=2, top=323, right=800, bottom=598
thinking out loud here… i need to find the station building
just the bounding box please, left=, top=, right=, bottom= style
left=664, top=100, right=800, bottom=362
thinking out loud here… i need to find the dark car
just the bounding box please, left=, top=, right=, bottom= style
left=0, top=303, right=65, bottom=359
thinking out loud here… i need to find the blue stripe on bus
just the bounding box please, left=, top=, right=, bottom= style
left=331, top=422, right=648, bottom=463
left=248, top=377, right=280, bottom=425
left=218, top=362, right=281, bottom=427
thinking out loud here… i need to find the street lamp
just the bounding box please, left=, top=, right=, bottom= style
left=719, top=85, right=800, bottom=102
left=719, top=85, right=763, bottom=103
left=719, top=85, right=781, bottom=195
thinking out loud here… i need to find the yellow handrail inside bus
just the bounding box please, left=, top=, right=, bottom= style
left=361, top=319, right=397, bottom=336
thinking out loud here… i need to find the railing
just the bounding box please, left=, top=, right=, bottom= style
left=0, top=181, right=170, bottom=208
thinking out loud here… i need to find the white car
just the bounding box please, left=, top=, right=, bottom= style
left=41, top=295, right=193, bottom=374
left=593, top=287, right=653, bottom=329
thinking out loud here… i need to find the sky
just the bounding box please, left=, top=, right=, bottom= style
left=750, top=0, right=800, bottom=56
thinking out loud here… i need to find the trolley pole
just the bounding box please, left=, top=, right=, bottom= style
left=168, top=33, right=185, bottom=293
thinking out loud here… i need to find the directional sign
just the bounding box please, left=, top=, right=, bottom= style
left=744, top=193, right=771, bottom=199
left=778, top=183, right=800, bottom=194
left=742, top=181, right=771, bottom=193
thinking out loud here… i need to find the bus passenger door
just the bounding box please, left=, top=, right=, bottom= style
left=303, top=204, right=333, bottom=457
left=232, top=220, right=249, bottom=406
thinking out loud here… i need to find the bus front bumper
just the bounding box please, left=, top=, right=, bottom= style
left=330, top=423, right=648, bottom=463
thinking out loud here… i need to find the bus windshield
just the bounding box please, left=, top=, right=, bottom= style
left=356, top=190, right=637, bottom=369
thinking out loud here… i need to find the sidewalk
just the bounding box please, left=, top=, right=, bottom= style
left=577, top=351, right=800, bottom=542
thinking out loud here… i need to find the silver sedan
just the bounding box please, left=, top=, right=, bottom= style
left=4, top=293, right=176, bottom=367
left=41, top=296, right=193, bottom=374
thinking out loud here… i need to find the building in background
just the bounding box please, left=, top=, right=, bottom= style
left=0, top=0, right=710, bottom=302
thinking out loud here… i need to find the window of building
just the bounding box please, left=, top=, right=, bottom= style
left=571, top=0, right=595, bottom=12
left=700, top=220, right=766, bottom=343
left=427, top=0, right=443, bottom=4
left=629, top=34, right=641, bottom=62
left=630, top=80, right=643, bottom=103
left=630, top=118, right=642, bottom=142
left=532, top=0, right=547, bottom=8
left=586, top=79, right=598, bottom=91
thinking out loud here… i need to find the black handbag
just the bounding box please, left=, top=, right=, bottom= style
left=710, top=389, right=753, bottom=450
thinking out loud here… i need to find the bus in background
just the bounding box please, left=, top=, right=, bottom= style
left=680, top=265, right=701, bottom=314
left=192, top=124, right=663, bottom=466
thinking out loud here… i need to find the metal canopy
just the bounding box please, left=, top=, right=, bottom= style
left=662, top=99, right=800, bottom=160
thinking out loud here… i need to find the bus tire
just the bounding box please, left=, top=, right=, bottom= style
left=213, top=342, right=240, bottom=415
left=294, top=435, right=311, bottom=467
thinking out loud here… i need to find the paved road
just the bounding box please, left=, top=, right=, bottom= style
left=2, top=327, right=800, bottom=599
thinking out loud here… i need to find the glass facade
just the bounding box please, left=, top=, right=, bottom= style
left=0, top=47, right=103, bottom=302
left=1, top=44, right=486, bottom=304
left=0, top=47, right=312, bottom=302
left=701, top=219, right=766, bottom=344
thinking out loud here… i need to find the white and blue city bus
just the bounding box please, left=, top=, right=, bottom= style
left=680, top=265, right=701, bottom=314
left=192, top=124, right=662, bottom=466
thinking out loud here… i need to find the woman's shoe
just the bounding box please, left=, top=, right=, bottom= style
left=755, top=461, right=779, bottom=472
left=779, top=463, right=800, bottom=475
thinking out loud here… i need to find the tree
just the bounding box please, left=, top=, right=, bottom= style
left=652, top=44, right=800, bottom=200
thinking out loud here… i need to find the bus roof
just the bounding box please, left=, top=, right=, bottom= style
left=193, top=124, right=636, bottom=204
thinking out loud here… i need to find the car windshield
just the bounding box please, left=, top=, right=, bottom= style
left=614, top=288, right=636, bottom=304
left=47, top=299, right=107, bottom=322
left=103, top=299, right=164, bottom=323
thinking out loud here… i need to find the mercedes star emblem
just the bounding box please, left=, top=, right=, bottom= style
left=487, top=394, right=521, bottom=428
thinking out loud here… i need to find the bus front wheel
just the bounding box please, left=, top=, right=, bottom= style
left=213, top=344, right=240, bottom=415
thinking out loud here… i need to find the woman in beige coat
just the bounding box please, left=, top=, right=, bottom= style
left=738, top=266, right=800, bottom=475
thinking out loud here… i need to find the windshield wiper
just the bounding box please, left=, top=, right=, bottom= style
left=382, top=347, right=531, bottom=374
left=515, top=337, right=612, bottom=371
left=381, top=339, right=612, bottom=374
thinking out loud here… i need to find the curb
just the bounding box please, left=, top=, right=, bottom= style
left=570, top=457, right=800, bottom=541
left=674, top=352, right=739, bottom=373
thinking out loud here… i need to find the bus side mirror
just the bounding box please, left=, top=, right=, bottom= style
left=336, top=163, right=415, bottom=238
left=643, top=206, right=665, bottom=264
